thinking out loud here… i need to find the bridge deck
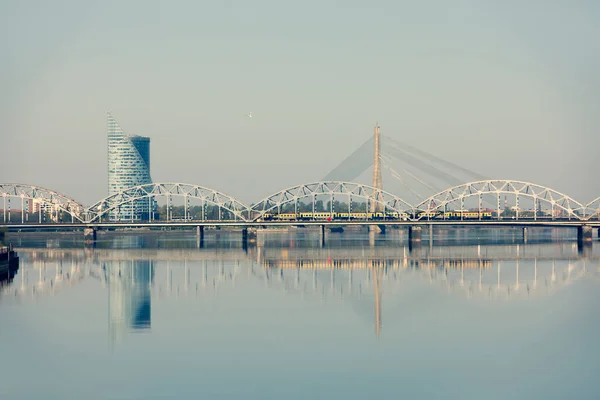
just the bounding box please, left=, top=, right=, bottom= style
left=2, top=220, right=600, bottom=229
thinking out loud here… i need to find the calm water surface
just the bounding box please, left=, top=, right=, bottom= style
left=1, top=230, right=600, bottom=399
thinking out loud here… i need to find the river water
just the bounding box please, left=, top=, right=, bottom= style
left=1, top=229, right=599, bottom=399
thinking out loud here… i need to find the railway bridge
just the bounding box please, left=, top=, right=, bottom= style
left=2, top=125, right=600, bottom=244
left=2, top=180, right=600, bottom=245
left=0, top=180, right=600, bottom=242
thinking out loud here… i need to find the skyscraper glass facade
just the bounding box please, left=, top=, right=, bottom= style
left=107, top=113, right=152, bottom=221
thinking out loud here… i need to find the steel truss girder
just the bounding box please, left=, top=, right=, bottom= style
left=249, top=181, right=414, bottom=221
left=414, top=180, right=586, bottom=220
left=585, top=197, right=600, bottom=220
left=86, top=183, right=250, bottom=222
left=0, top=184, right=86, bottom=222
left=4, top=180, right=599, bottom=224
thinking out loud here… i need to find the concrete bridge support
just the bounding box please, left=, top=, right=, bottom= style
left=523, top=227, right=528, bottom=244
left=242, top=227, right=248, bottom=252
left=408, top=226, right=422, bottom=244
left=241, top=227, right=257, bottom=251
left=577, top=225, right=593, bottom=243
left=196, top=226, right=204, bottom=248
left=320, top=225, right=326, bottom=248
left=407, top=226, right=423, bottom=254
left=83, top=227, right=97, bottom=246
left=369, top=225, right=386, bottom=234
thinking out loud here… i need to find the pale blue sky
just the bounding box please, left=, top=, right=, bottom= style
left=1, top=0, right=598, bottom=205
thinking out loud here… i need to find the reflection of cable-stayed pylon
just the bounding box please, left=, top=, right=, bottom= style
left=372, top=265, right=382, bottom=336
left=370, top=123, right=383, bottom=213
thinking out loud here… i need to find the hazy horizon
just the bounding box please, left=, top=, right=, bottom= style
left=1, top=1, right=599, bottom=205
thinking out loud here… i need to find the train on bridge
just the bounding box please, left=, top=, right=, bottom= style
left=260, top=211, right=494, bottom=221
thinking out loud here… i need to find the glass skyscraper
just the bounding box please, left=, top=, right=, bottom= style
left=107, top=113, right=152, bottom=221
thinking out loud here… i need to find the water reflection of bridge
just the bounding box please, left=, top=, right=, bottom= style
left=2, top=243, right=599, bottom=338
left=12, top=240, right=598, bottom=263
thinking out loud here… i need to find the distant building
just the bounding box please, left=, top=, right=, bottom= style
left=26, top=199, right=57, bottom=222
left=107, top=113, right=152, bottom=221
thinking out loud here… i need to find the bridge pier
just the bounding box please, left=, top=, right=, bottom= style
left=523, top=227, right=528, bottom=244
left=83, top=227, right=97, bottom=245
left=196, top=226, right=204, bottom=248
left=408, top=226, right=422, bottom=244
left=242, top=228, right=248, bottom=252
left=241, top=227, right=256, bottom=251
left=320, top=225, right=326, bottom=248
left=577, top=225, right=593, bottom=243
left=369, top=225, right=386, bottom=234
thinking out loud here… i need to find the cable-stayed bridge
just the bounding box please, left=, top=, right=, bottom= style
left=323, top=127, right=486, bottom=203
left=2, top=124, right=600, bottom=242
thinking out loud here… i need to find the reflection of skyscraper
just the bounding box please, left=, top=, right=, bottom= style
left=107, top=113, right=152, bottom=221
left=106, top=260, right=154, bottom=346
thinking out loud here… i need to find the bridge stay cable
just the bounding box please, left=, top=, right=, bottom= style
left=380, top=138, right=502, bottom=210
left=382, top=135, right=487, bottom=181
left=401, top=167, right=442, bottom=195
left=382, top=143, right=464, bottom=187
left=380, top=154, right=424, bottom=200
left=322, top=137, right=374, bottom=182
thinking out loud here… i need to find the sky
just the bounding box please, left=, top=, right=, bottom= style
left=1, top=0, right=599, bottom=206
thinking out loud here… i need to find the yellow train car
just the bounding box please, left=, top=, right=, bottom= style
left=261, top=211, right=413, bottom=221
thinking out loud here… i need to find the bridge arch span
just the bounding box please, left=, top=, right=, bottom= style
left=249, top=181, right=414, bottom=221
left=414, top=180, right=586, bottom=221
left=585, top=197, right=600, bottom=221
left=0, top=183, right=86, bottom=223
left=86, top=183, right=250, bottom=222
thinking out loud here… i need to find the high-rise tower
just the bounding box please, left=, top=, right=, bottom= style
left=107, top=113, right=152, bottom=221
left=370, top=123, right=383, bottom=213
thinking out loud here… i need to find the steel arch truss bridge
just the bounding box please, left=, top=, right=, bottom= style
left=86, top=183, right=250, bottom=223
left=1, top=180, right=600, bottom=224
left=0, top=184, right=86, bottom=223
left=415, top=180, right=587, bottom=221
left=585, top=197, right=600, bottom=221
left=249, top=181, right=414, bottom=222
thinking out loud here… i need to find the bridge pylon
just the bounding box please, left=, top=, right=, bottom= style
left=370, top=123, right=385, bottom=233
left=370, top=123, right=383, bottom=213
